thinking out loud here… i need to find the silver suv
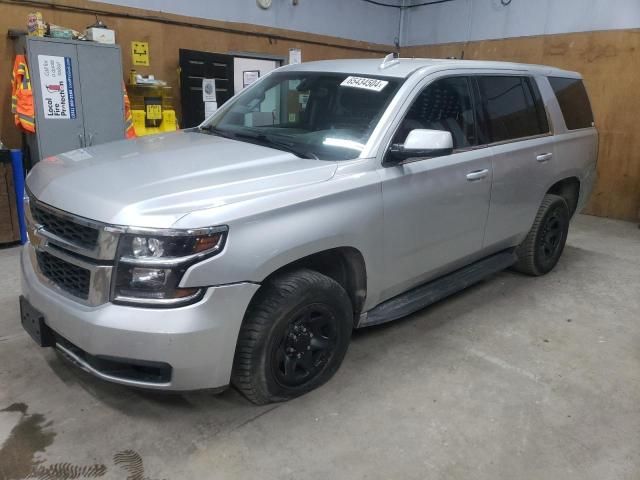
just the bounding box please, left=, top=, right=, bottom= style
left=20, top=58, right=598, bottom=404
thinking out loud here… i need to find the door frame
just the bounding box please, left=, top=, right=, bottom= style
left=226, top=51, right=286, bottom=65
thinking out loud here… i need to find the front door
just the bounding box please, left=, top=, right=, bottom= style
left=179, top=49, right=234, bottom=128
left=378, top=76, right=492, bottom=300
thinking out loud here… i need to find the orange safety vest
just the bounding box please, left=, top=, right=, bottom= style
left=11, top=55, right=35, bottom=133
left=122, top=82, right=136, bottom=139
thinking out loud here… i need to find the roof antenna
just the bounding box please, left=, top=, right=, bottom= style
left=380, top=52, right=400, bottom=70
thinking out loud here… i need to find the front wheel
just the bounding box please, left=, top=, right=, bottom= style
left=513, top=194, right=570, bottom=276
left=232, top=269, right=353, bottom=405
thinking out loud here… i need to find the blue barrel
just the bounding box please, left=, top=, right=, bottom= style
left=10, top=149, right=27, bottom=245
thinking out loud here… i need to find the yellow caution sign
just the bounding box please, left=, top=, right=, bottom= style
left=146, top=104, right=162, bottom=120
left=131, top=41, right=150, bottom=66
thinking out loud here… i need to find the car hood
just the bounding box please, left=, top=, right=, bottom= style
left=27, top=131, right=338, bottom=227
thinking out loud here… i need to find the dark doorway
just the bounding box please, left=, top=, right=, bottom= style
left=179, top=49, right=234, bottom=128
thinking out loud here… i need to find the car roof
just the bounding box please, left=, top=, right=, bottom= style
left=278, top=57, right=581, bottom=80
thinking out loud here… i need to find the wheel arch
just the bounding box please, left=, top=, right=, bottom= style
left=546, top=176, right=581, bottom=217
left=253, top=246, right=367, bottom=320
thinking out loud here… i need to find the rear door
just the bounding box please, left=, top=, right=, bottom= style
left=475, top=75, right=555, bottom=248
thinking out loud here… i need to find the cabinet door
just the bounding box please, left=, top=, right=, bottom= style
left=77, top=44, right=125, bottom=147
left=27, top=39, right=85, bottom=159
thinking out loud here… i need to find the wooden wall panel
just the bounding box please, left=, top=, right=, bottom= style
left=403, top=30, right=640, bottom=222
left=0, top=0, right=390, bottom=150
left=2, top=2, right=637, bottom=220
left=0, top=162, right=20, bottom=244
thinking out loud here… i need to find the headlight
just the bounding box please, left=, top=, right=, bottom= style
left=121, top=231, right=225, bottom=261
left=131, top=237, right=165, bottom=258
left=112, top=226, right=227, bottom=307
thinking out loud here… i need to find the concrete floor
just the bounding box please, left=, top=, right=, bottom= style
left=0, top=214, right=639, bottom=480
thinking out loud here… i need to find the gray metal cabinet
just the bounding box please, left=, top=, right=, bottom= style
left=20, top=36, right=125, bottom=163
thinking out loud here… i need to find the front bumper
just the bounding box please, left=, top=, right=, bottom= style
left=21, top=244, right=259, bottom=391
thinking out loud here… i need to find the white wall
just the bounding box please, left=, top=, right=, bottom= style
left=94, top=0, right=402, bottom=46
left=402, top=0, right=640, bottom=46
left=233, top=57, right=279, bottom=94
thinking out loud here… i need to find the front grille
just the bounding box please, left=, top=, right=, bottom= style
left=36, top=251, right=91, bottom=300
left=31, top=204, right=99, bottom=249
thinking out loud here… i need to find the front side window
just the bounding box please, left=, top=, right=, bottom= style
left=393, top=76, right=476, bottom=150
left=549, top=77, right=594, bottom=130
left=201, top=72, right=403, bottom=160
left=476, top=76, right=549, bottom=143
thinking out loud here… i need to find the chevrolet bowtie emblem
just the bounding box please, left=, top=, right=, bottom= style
left=27, top=225, right=45, bottom=248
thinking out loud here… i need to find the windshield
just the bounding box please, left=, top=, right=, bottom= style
left=200, top=71, right=403, bottom=160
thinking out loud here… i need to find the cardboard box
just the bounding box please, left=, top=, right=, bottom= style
left=85, top=27, right=115, bottom=44
left=245, top=112, right=274, bottom=127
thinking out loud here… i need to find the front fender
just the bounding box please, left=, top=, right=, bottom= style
left=175, top=163, right=386, bottom=310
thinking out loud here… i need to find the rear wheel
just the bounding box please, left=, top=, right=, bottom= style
left=514, top=194, right=570, bottom=276
left=232, top=269, right=352, bottom=405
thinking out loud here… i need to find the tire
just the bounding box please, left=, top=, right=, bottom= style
left=513, top=194, right=570, bottom=276
left=232, top=269, right=353, bottom=405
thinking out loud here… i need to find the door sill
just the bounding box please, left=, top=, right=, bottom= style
left=357, top=248, right=517, bottom=328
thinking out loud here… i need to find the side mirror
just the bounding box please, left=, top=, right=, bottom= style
left=387, top=129, right=454, bottom=164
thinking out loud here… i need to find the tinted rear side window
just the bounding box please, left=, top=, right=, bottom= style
left=476, top=76, right=549, bottom=143
left=549, top=77, right=594, bottom=130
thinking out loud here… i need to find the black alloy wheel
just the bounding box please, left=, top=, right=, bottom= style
left=271, top=304, right=338, bottom=388
left=539, top=206, right=564, bottom=261
left=232, top=269, right=352, bottom=404
left=514, top=194, right=570, bottom=276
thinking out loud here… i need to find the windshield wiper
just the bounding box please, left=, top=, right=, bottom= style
left=198, top=125, right=235, bottom=139
left=231, top=132, right=318, bottom=160
left=199, top=126, right=317, bottom=159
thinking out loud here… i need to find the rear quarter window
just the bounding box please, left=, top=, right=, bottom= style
left=548, top=77, right=594, bottom=130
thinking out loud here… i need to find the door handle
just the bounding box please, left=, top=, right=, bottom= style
left=466, top=169, right=489, bottom=181
left=78, top=132, right=85, bottom=148
left=536, top=153, right=553, bottom=163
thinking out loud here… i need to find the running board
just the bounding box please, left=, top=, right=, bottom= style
left=357, top=249, right=517, bottom=328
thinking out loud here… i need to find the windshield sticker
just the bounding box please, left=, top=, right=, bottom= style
left=340, top=76, right=389, bottom=92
